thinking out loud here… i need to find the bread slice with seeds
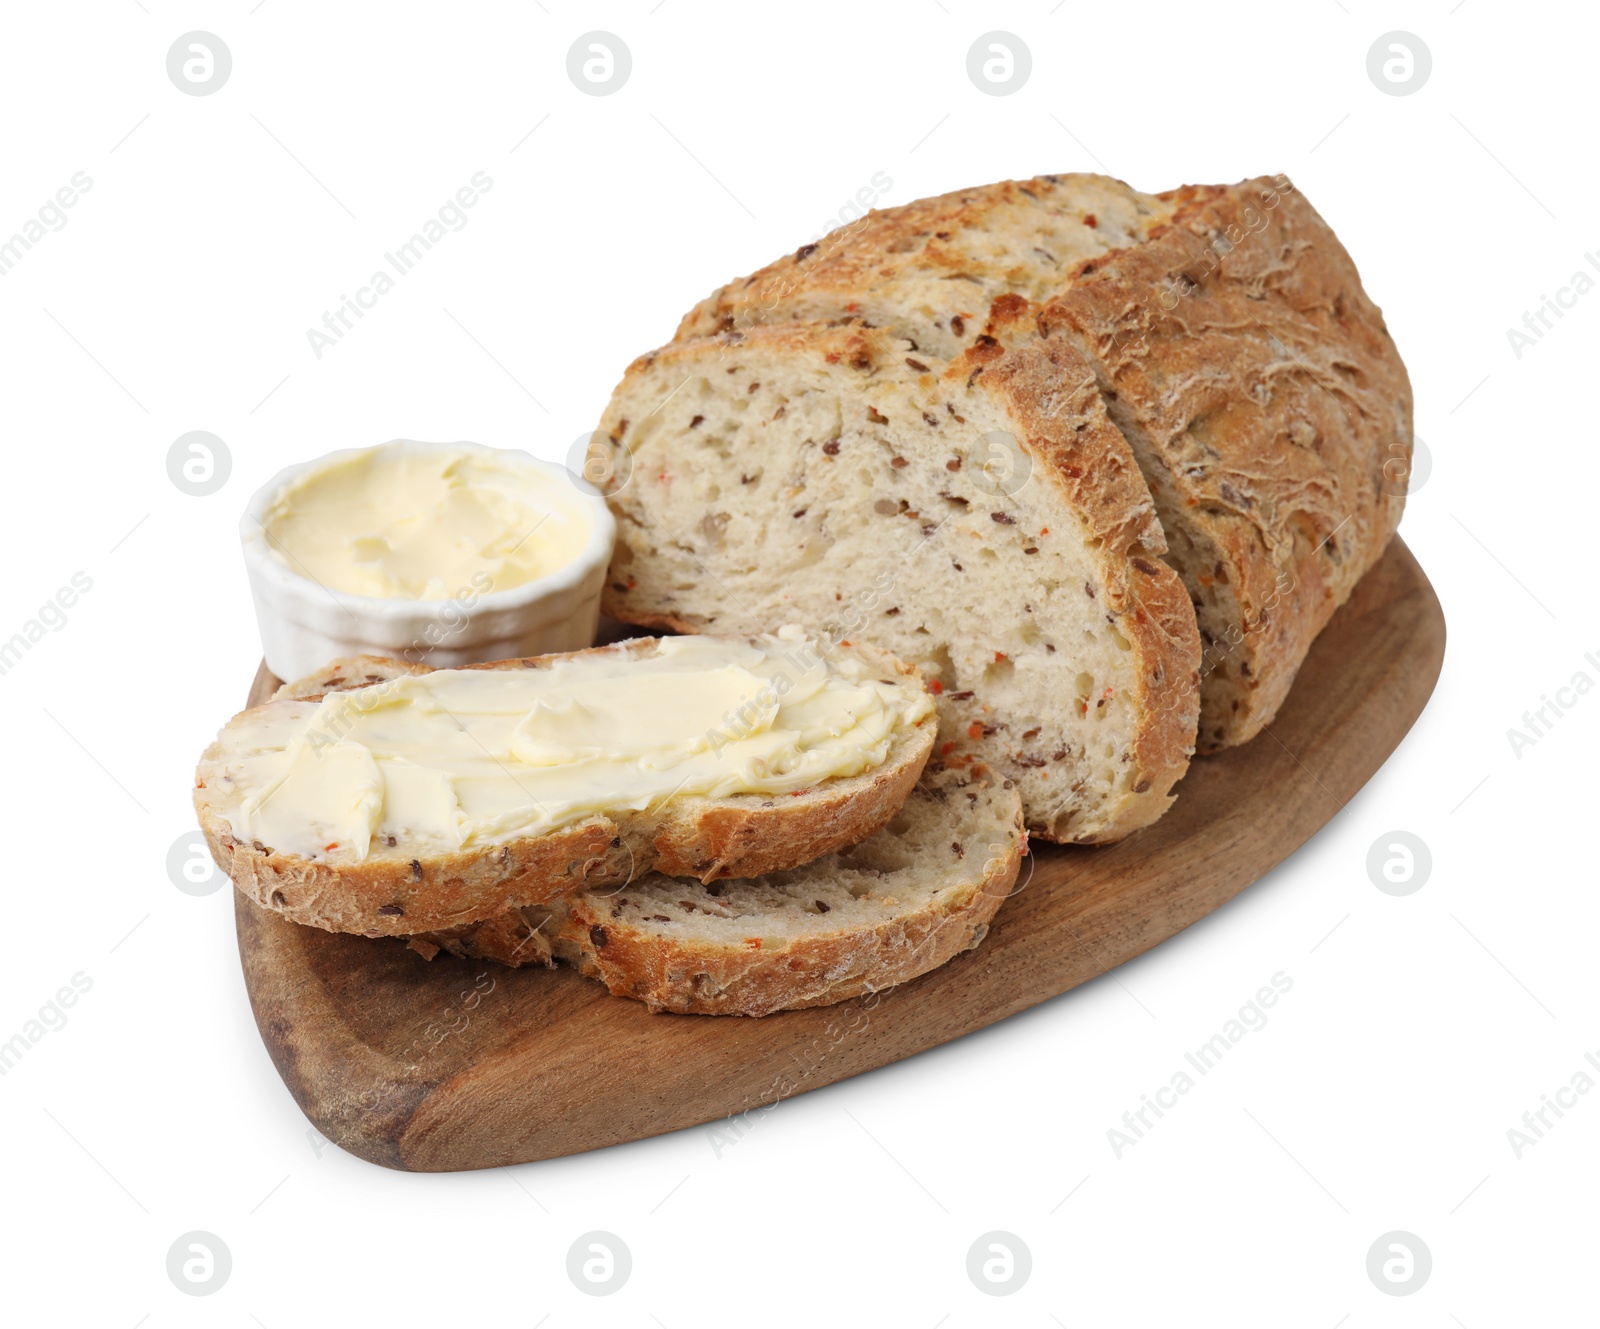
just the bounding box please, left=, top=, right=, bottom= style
left=426, top=765, right=1027, bottom=1017
left=592, top=320, right=1200, bottom=843
left=670, top=173, right=1412, bottom=749
left=195, top=635, right=935, bottom=937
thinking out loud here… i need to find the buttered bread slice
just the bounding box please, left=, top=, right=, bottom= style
left=195, top=633, right=935, bottom=936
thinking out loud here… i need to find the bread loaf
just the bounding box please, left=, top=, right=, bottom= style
left=670, top=173, right=1412, bottom=748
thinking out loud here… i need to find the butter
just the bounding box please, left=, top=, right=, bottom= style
left=260, top=443, right=594, bottom=599
left=218, top=631, right=934, bottom=862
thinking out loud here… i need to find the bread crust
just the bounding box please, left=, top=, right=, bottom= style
left=674, top=172, right=1171, bottom=348
left=195, top=638, right=935, bottom=936
left=597, top=321, right=1201, bottom=842
left=563, top=841, right=1020, bottom=1018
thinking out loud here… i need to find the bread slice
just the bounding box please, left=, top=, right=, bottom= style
left=592, top=320, right=1200, bottom=843
left=668, top=173, right=1412, bottom=749
left=195, top=635, right=936, bottom=937
left=425, top=765, right=1027, bottom=1017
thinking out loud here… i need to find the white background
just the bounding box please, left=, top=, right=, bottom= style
left=0, top=1, right=1593, bottom=1323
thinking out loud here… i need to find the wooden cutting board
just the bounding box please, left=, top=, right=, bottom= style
left=234, top=538, right=1445, bottom=1172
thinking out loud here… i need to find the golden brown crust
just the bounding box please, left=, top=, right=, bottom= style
left=195, top=637, right=935, bottom=936
left=1038, top=176, right=1412, bottom=747
left=199, top=807, right=616, bottom=938
left=563, top=853, right=1019, bottom=1018
left=674, top=172, right=1170, bottom=349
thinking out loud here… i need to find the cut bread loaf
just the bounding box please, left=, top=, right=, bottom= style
left=669, top=173, right=1413, bottom=749
left=196, top=635, right=935, bottom=937
left=425, top=764, right=1027, bottom=1017
left=592, top=320, right=1201, bottom=843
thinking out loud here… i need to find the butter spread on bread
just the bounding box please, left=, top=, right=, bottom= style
left=220, top=630, right=932, bottom=862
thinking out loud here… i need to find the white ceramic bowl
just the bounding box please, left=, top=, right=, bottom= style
left=241, top=439, right=616, bottom=682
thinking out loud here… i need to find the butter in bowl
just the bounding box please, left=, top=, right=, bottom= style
left=240, top=439, right=615, bottom=680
